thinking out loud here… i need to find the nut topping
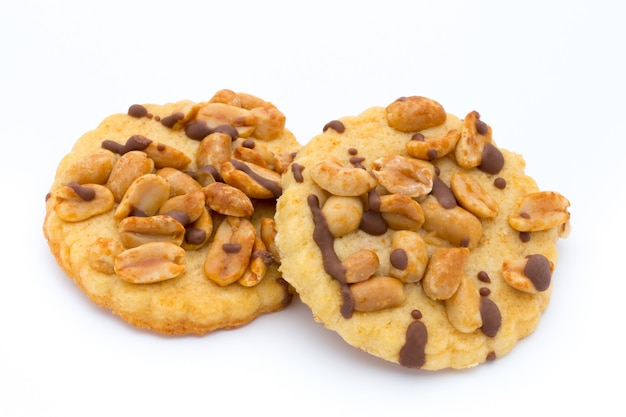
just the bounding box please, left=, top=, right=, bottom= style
left=351, top=276, right=405, bottom=312
left=114, top=241, right=186, bottom=284
left=196, top=102, right=257, bottom=138
left=114, top=174, right=171, bottom=221
left=454, top=111, right=492, bottom=169
left=371, top=155, right=434, bottom=197
left=502, top=254, right=554, bottom=293
left=204, top=216, right=256, bottom=286
left=378, top=194, right=425, bottom=231
left=309, top=159, right=377, bottom=197
left=118, top=215, right=186, bottom=248
left=321, top=195, right=364, bottom=238
left=221, top=159, right=282, bottom=199
left=106, top=151, right=155, bottom=202
left=444, top=275, right=482, bottom=333
left=389, top=231, right=428, bottom=283
left=420, top=195, right=483, bottom=248
left=53, top=183, right=114, bottom=222
left=385, top=96, right=446, bottom=132
left=58, top=151, right=117, bottom=186
left=342, top=250, right=380, bottom=284
left=450, top=172, right=499, bottom=218
left=405, top=129, right=461, bottom=161
left=508, top=191, right=570, bottom=232
left=422, top=247, right=469, bottom=300
left=203, top=182, right=254, bottom=217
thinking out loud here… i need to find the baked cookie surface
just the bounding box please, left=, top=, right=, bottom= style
left=44, top=90, right=300, bottom=335
left=275, top=96, right=570, bottom=370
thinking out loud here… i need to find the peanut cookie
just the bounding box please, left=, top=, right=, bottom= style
left=44, top=89, right=300, bottom=335
left=275, top=96, right=570, bottom=370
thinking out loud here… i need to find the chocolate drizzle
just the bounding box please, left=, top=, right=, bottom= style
left=478, top=142, right=505, bottom=174
left=307, top=194, right=353, bottom=318
left=231, top=159, right=282, bottom=198
left=323, top=120, right=345, bottom=133
left=479, top=297, right=501, bottom=337
left=291, top=163, right=305, bottom=183
left=128, top=104, right=149, bottom=118
left=431, top=176, right=457, bottom=209
left=524, top=254, right=552, bottom=291
left=399, top=311, right=428, bottom=368
left=68, top=182, right=95, bottom=201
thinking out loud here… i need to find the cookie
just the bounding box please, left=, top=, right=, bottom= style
left=275, top=96, right=571, bottom=370
left=44, top=89, right=300, bottom=335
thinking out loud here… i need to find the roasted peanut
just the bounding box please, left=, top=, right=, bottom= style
left=143, top=141, right=191, bottom=170
left=204, top=216, right=256, bottom=286
left=106, top=151, right=154, bottom=202
left=114, top=174, right=171, bottom=221
left=502, top=254, right=554, bottom=293
left=182, top=207, right=213, bottom=250
left=58, top=151, right=117, bottom=186
left=371, top=155, right=434, bottom=197
left=454, top=111, right=492, bottom=169
left=260, top=218, right=280, bottom=263
left=88, top=237, right=124, bottom=274
left=156, top=167, right=202, bottom=196
left=238, top=236, right=271, bottom=287
left=450, top=172, right=499, bottom=218
left=405, top=129, right=461, bottom=160
left=378, top=194, right=425, bottom=231
left=351, top=276, right=405, bottom=312
left=321, top=195, right=364, bottom=238
left=203, top=182, right=254, bottom=217
left=422, top=247, right=469, bottom=300
left=420, top=195, right=483, bottom=248
left=389, top=230, right=429, bottom=283
left=309, top=159, right=377, bottom=197
left=196, top=102, right=257, bottom=138
left=249, top=105, right=286, bottom=140
left=53, top=183, right=114, bottom=222
left=232, top=146, right=269, bottom=168
left=444, top=275, right=482, bottom=333
left=118, top=215, right=186, bottom=248
left=114, top=241, right=186, bottom=284
left=158, top=189, right=206, bottom=225
left=508, top=191, right=570, bottom=232
left=342, top=250, right=380, bottom=284
left=196, top=132, right=232, bottom=175
left=385, top=96, right=447, bottom=132
left=221, top=159, right=282, bottom=199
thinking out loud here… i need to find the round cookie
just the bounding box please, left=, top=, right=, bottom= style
left=44, top=89, right=300, bottom=335
left=275, top=96, right=571, bottom=370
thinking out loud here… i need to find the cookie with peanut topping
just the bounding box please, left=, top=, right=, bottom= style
left=43, top=89, right=300, bottom=335
left=275, top=96, right=570, bottom=370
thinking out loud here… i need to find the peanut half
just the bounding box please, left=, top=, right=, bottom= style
left=204, top=216, right=256, bottom=286
left=351, top=276, right=405, bottom=312
left=508, top=191, right=571, bottom=232
left=114, top=242, right=186, bottom=284
left=385, top=96, right=446, bottom=132
left=422, top=247, right=469, bottom=300
left=53, top=183, right=114, bottom=222
left=371, top=155, right=434, bottom=198
left=444, top=275, right=482, bottom=333
left=450, top=172, right=499, bottom=218
left=309, top=159, right=377, bottom=197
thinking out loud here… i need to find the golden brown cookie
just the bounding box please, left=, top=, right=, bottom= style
left=275, top=96, right=570, bottom=370
left=44, top=89, right=300, bottom=335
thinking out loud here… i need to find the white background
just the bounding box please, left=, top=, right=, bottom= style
left=1, top=1, right=623, bottom=415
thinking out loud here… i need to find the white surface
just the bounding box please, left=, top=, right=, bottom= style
left=1, top=1, right=622, bottom=415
